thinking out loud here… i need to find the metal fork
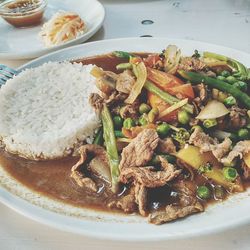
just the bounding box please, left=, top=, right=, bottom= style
left=0, top=64, right=19, bottom=85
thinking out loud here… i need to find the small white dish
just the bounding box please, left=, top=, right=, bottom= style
left=0, top=0, right=105, bottom=59
left=0, top=38, right=250, bottom=241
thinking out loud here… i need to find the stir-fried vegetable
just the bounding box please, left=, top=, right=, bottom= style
left=203, top=51, right=249, bottom=81
left=101, top=104, right=120, bottom=193
left=145, top=80, right=194, bottom=114
left=176, top=145, right=244, bottom=192
left=93, top=127, right=103, bottom=145
left=116, top=63, right=132, bottom=70
left=197, top=185, right=211, bottom=200
left=125, top=62, right=147, bottom=104
left=179, top=71, right=250, bottom=109
left=196, top=100, right=229, bottom=120
left=158, top=98, right=188, bottom=119
left=112, top=51, right=135, bottom=59
left=163, top=45, right=181, bottom=74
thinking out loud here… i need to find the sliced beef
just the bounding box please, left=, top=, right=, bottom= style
left=108, top=187, right=137, bottom=213
left=70, top=144, right=110, bottom=192
left=89, top=93, right=104, bottom=112
left=120, top=157, right=181, bottom=188
left=157, top=137, right=176, bottom=154
left=242, top=162, right=250, bottom=180
left=148, top=202, right=203, bottom=225
left=148, top=180, right=203, bottom=224
left=120, top=101, right=140, bottom=119
left=189, top=128, right=232, bottom=161
left=178, top=57, right=206, bottom=72
left=135, top=183, right=147, bottom=216
left=221, top=140, right=250, bottom=165
left=105, top=90, right=127, bottom=105
left=228, top=106, right=248, bottom=129
left=119, top=129, right=159, bottom=170
left=116, top=70, right=135, bottom=94
left=193, top=83, right=208, bottom=107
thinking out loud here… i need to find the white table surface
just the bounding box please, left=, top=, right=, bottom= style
left=1, top=0, right=250, bottom=249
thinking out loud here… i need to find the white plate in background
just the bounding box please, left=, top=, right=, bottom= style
left=0, top=38, right=250, bottom=241
left=0, top=0, right=105, bottom=59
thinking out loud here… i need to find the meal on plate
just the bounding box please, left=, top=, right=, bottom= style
left=39, top=11, right=87, bottom=47
left=0, top=45, right=249, bottom=225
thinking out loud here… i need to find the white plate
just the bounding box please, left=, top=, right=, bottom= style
left=0, top=38, right=250, bottom=241
left=0, top=0, right=105, bottom=59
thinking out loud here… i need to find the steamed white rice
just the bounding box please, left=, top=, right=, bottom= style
left=0, top=62, right=100, bottom=160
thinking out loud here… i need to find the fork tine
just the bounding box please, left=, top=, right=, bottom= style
left=0, top=71, right=14, bottom=78
left=0, top=78, right=7, bottom=85
left=0, top=64, right=18, bottom=75
left=0, top=75, right=10, bottom=82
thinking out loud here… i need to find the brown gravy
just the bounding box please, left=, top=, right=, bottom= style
left=0, top=53, right=249, bottom=215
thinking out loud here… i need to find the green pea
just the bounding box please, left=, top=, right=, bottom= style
left=178, top=110, right=191, bottom=125
left=203, top=119, right=217, bottom=129
left=123, top=118, right=136, bottom=129
left=216, top=75, right=226, bottom=81
left=223, top=96, right=236, bottom=106
left=223, top=167, right=238, bottom=182
left=156, top=123, right=171, bottom=138
left=139, top=103, right=151, bottom=114
left=233, top=81, right=247, bottom=92
left=197, top=185, right=211, bottom=200
left=220, top=70, right=230, bottom=77
left=237, top=128, right=249, bottom=140
left=226, top=76, right=237, bottom=84
left=113, top=116, right=124, bottom=129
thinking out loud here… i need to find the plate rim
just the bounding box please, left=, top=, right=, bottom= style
left=0, top=0, right=105, bottom=60
left=1, top=37, right=250, bottom=241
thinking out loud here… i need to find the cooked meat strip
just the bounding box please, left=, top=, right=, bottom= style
left=157, top=137, right=176, bottom=154
left=242, top=162, right=250, bottom=180
left=96, top=71, right=117, bottom=95
left=120, top=101, right=140, bottom=119
left=105, top=90, right=127, bottom=105
left=89, top=93, right=104, bottom=112
left=193, top=83, right=208, bottom=107
left=228, top=106, right=248, bottom=129
left=221, top=140, right=250, bottom=165
left=148, top=202, right=203, bottom=225
left=120, top=157, right=181, bottom=188
left=148, top=180, right=203, bottom=224
left=119, top=129, right=159, bottom=170
left=116, top=70, right=135, bottom=94
left=108, top=187, right=137, bottom=213
left=70, top=144, right=109, bottom=192
left=178, top=57, right=206, bottom=72
left=189, top=128, right=232, bottom=161
left=135, top=183, right=147, bottom=216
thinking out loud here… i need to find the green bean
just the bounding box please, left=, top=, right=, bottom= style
left=178, top=70, right=250, bottom=109
left=144, top=80, right=194, bottom=114
left=112, top=51, right=135, bottom=59
left=93, top=127, right=103, bottom=145
left=116, top=63, right=132, bottom=70
left=101, top=104, right=120, bottom=193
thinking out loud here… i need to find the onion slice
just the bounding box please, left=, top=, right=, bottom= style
left=196, top=100, right=229, bottom=120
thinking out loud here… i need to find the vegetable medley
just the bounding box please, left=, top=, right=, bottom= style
left=71, top=45, right=250, bottom=224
